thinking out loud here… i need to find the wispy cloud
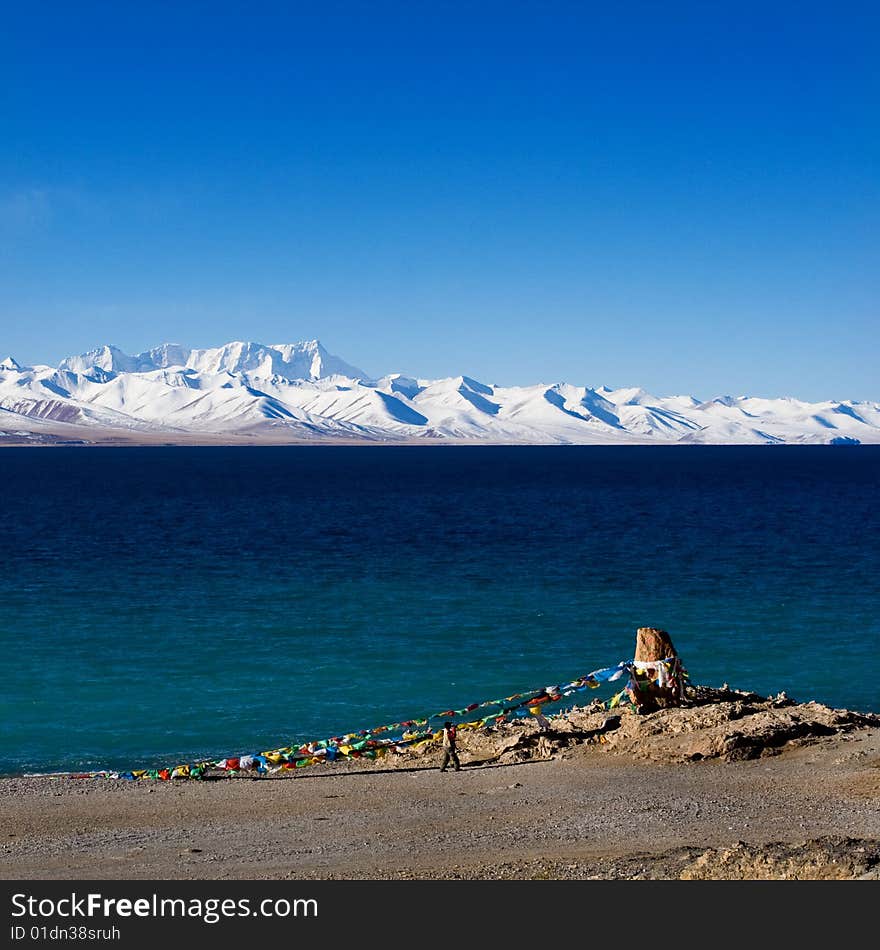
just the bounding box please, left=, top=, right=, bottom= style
left=0, top=184, right=187, bottom=235
left=0, top=185, right=113, bottom=234
left=0, top=187, right=54, bottom=230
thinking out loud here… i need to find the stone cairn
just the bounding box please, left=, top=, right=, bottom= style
left=628, top=626, right=684, bottom=712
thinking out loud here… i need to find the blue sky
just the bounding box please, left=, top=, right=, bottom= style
left=1, top=2, right=877, bottom=400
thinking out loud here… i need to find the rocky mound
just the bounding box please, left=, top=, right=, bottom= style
left=414, top=684, right=880, bottom=768
left=680, top=836, right=880, bottom=880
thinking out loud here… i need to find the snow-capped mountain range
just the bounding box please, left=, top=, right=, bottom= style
left=1, top=339, right=877, bottom=444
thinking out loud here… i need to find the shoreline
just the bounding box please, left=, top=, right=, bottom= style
left=2, top=438, right=877, bottom=448
left=3, top=425, right=879, bottom=448
left=3, top=687, right=879, bottom=880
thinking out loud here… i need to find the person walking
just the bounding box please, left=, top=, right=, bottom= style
left=439, top=721, right=461, bottom=772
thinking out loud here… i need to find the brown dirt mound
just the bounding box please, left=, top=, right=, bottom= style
left=680, top=836, right=880, bottom=880
left=427, top=685, right=880, bottom=768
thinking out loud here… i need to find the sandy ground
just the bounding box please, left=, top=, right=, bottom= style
left=2, top=696, right=879, bottom=881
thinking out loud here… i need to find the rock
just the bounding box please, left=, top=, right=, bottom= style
left=634, top=627, right=678, bottom=663
left=444, top=684, right=880, bottom=768
left=630, top=627, right=684, bottom=712
left=680, top=837, right=880, bottom=880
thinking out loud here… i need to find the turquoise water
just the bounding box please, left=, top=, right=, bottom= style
left=0, top=445, right=877, bottom=775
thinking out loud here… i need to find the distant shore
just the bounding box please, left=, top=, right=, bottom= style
left=3, top=688, right=878, bottom=880
left=3, top=429, right=876, bottom=447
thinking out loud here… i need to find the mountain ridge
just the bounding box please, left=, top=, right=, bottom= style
left=1, top=340, right=878, bottom=445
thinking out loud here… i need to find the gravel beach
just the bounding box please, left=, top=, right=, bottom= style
left=3, top=689, right=879, bottom=881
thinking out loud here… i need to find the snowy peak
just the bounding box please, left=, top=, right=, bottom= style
left=57, top=343, right=193, bottom=375
left=56, top=339, right=368, bottom=382
left=0, top=341, right=876, bottom=445
left=266, top=339, right=367, bottom=380
left=59, top=344, right=138, bottom=375
left=373, top=374, right=423, bottom=399
left=599, top=386, right=658, bottom=407
left=138, top=343, right=191, bottom=369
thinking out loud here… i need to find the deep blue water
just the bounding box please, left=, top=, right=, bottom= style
left=0, top=445, right=877, bottom=775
